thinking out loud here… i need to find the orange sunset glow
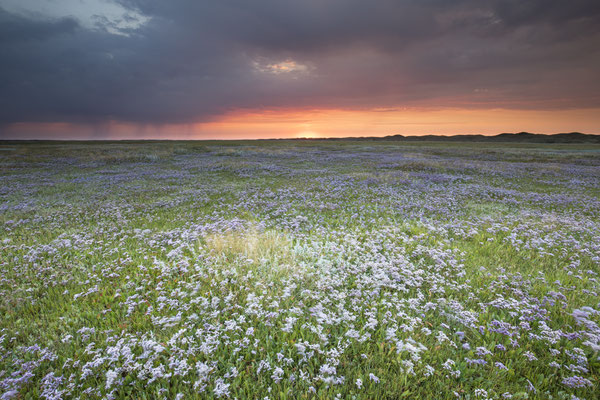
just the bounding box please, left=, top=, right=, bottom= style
left=193, top=108, right=600, bottom=139
left=4, top=108, right=600, bottom=140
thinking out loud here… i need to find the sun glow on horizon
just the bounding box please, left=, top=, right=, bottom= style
left=188, top=107, right=600, bottom=140
left=296, top=130, right=320, bottom=138
left=3, top=107, right=600, bottom=140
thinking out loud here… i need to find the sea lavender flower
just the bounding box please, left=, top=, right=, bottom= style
left=105, top=369, right=119, bottom=389
left=495, top=362, right=508, bottom=370
left=424, top=365, right=435, bottom=377
left=475, top=347, right=492, bottom=357
left=561, top=376, right=593, bottom=388
left=213, top=378, right=231, bottom=398
left=1, top=391, right=19, bottom=400
left=465, top=358, right=487, bottom=366
left=526, top=379, right=536, bottom=393
left=271, top=367, right=284, bottom=383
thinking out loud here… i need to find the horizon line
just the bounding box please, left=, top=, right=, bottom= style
left=1, top=131, right=599, bottom=142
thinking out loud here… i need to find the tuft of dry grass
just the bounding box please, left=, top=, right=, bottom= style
left=203, top=229, right=297, bottom=278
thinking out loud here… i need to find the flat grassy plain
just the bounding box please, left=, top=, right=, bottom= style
left=1, top=140, right=599, bottom=399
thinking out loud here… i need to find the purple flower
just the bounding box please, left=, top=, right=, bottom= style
left=465, top=358, right=487, bottom=366
left=561, top=376, right=593, bottom=388
left=495, top=362, right=508, bottom=370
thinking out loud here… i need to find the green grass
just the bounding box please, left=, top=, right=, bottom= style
left=0, top=140, right=599, bottom=399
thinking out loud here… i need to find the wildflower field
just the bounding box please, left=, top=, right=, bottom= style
left=1, top=140, right=599, bottom=400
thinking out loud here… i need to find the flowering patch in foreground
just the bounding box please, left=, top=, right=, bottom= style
left=0, top=141, right=599, bottom=399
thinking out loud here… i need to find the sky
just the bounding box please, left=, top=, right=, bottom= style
left=1, top=0, right=599, bottom=139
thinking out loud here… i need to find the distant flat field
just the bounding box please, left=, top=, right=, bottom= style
left=1, top=141, right=599, bottom=399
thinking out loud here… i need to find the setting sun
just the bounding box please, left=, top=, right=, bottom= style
left=296, top=130, right=320, bottom=139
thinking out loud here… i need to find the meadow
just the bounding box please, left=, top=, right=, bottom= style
left=0, top=140, right=599, bottom=400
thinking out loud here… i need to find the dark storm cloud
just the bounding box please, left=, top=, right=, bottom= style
left=0, top=10, right=78, bottom=41
left=1, top=0, right=599, bottom=128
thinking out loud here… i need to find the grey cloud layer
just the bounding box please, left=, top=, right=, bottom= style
left=1, top=0, right=599, bottom=125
